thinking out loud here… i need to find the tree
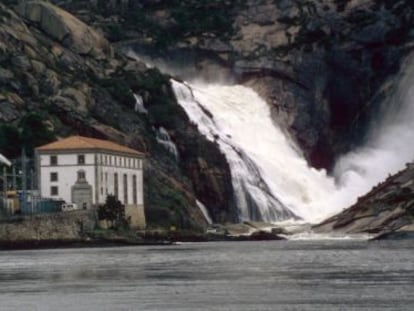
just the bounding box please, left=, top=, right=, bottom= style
left=98, top=195, right=127, bottom=229
left=19, top=113, right=55, bottom=156
left=0, top=124, right=21, bottom=159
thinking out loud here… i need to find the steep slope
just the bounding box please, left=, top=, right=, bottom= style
left=314, top=163, right=414, bottom=237
left=51, top=0, right=414, bottom=169
left=0, top=1, right=238, bottom=228
left=7, top=0, right=414, bottom=228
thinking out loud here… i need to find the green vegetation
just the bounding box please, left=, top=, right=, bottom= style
left=96, top=77, right=135, bottom=109
left=123, top=0, right=241, bottom=48
left=144, top=169, right=196, bottom=230
left=20, top=113, right=56, bottom=156
left=64, top=0, right=244, bottom=49
left=0, top=113, right=55, bottom=159
left=126, top=68, right=188, bottom=129
left=334, top=0, right=351, bottom=12
left=0, top=125, right=21, bottom=159
left=98, top=195, right=128, bottom=229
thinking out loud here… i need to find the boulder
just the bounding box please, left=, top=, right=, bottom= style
left=15, top=1, right=111, bottom=59
left=42, top=69, right=60, bottom=94
left=11, top=55, right=31, bottom=71
left=0, top=98, right=21, bottom=122
left=0, top=68, right=14, bottom=83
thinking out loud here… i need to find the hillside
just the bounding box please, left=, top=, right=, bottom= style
left=51, top=0, right=414, bottom=169
left=314, top=163, right=414, bottom=238
left=0, top=1, right=238, bottom=229
left=2, top=0, right=414, bottom=230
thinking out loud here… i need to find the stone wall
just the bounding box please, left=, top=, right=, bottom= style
left=0, top=210, right=96, bottom=242
left=125, top=204, right=145, bottom=229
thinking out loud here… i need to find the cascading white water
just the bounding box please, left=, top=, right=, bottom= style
left=172, top=80, right=337, bottom=223
left=332, top=54, right=414, bottom=209
left=155, top=126, right=179, bottom=160
left=171, top=54, right=414, bottom=224
left=196, top=200, right=213, bottom=225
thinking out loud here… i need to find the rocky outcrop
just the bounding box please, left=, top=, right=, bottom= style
left=16, top=1, right=111, bottom=58
left=56, top=0, right=414, bottom=169
left=314, top=163, right=414, bottom=238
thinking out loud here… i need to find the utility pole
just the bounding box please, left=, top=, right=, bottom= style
left=21, top=147, right=27, bottom=215
left=30, top=168, right=34, bottom=214
left=2, top=166, right=6, bottom=213
left=12, top=165, right=16, bottom=190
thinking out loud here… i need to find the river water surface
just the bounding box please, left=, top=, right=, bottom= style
left=0, top=241, right=413, bottom=311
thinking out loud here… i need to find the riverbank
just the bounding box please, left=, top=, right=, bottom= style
left=0, top=215, right=289, bottom=250
left=1, top=212, right=411, bottom=251
left=0, top=229, right=287, bottom=251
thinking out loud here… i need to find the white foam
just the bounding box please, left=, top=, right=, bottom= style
left=169, top=53, right=414, bottom=224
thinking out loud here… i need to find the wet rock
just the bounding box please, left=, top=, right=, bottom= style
left=314, top=163, right=414, bottom=238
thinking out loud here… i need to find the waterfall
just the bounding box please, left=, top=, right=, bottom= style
left=332, top=54, right=414, bottom=209
left=171, top=53, right=414, bottom=224
left=133, top=94, right=147, bottom=114
left=155, top=126, right=179, bottom=160
left=172, top=80, right=337, bottom=223
left=196, top=200, right=213, bottom=225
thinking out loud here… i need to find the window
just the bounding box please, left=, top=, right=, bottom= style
left=78, top=155, right=85, bottom=165
left=51, top=186, right=58, bottom=196
left=123, top=174, right=128, bottom=204
left=50, top=155, right=57, bottom=166
left=114, top=173, right=118, bottom=198
left=50, top=172, right=58, bottom=182
left=133, top=175, right=137, bottom=205
left=77, top=170, right=85, bottom=180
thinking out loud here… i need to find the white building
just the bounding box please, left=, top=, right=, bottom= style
left=35, top=136, right=145, bottom=228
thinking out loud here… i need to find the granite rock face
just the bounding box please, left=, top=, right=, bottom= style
left=58, top=0, right=414, bottom=169
left=16, top=1, right=111, bottom=58
left=314, top=163, right=414, bottom=238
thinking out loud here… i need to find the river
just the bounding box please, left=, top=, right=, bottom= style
left=0, top=241, right=413, bottom=310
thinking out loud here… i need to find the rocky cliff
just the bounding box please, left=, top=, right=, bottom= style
left=314, top=163, right=414, bottom=237
left=0, top=1, right=238, bottom=228
left=51, top=0, right=414, bottom=169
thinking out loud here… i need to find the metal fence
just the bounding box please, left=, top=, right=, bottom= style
left=0, top=193, right=64, bottom=216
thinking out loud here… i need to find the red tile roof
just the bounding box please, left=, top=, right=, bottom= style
left=36, top=136, right=144, bottom=156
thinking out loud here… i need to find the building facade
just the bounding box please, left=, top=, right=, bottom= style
left=36, top=136, right=145, bottom=228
